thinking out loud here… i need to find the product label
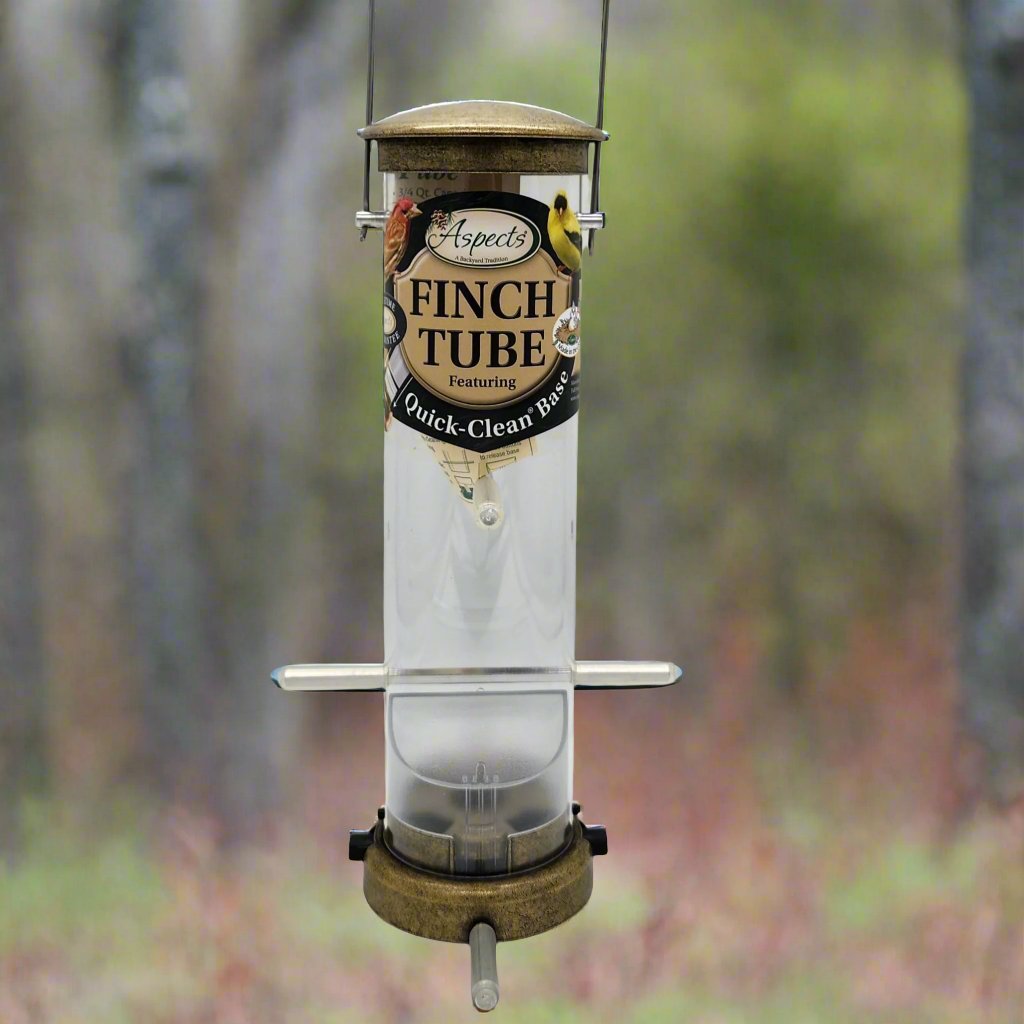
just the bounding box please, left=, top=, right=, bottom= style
left=421, top=435, right=540, bottom=505
left=383, top=191, right=581, bottom=453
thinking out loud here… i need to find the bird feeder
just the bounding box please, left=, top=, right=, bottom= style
left=273, top=0, right=680, bottom=1011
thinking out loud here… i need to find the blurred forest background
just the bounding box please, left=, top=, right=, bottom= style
left=1, top=0, right=1022, bottom=1022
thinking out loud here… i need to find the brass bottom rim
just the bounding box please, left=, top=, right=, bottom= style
left=362, top=818, right=594, bottom=943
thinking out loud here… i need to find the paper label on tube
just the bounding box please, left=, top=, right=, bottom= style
left=421, top=436, right=540, bottom=505
left=383, top=191, right=580, bottom=453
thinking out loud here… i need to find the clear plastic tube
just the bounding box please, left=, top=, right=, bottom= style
left=381, top=171, right=588, bottom=875
left=383, top=417, right=577, bottom=670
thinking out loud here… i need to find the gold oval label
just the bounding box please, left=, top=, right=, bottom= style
left=383, top=191, right=581, bottom=454
left=393, top=246, right=570, bottom=409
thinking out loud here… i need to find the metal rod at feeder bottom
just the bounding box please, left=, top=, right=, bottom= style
left=470, top=921, right=499, bottom=1012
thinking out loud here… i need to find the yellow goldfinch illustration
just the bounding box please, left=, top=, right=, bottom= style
left=548, top=190, right=583, bottom=274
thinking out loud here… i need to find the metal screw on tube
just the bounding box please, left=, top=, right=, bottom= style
left=469, top=922, right=499, bottom=1012
left=473, top=473, right=504, bottom=530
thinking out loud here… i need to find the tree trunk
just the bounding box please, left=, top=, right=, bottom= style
left=122, top=0, right=339, bottom=835
left=121, top=0, right=231, bottom=814
left=8, top=0, right=138, bottom=808
left=961, top=0, right=1024, bottom=801
left=0, top=0, right=45, bottom=847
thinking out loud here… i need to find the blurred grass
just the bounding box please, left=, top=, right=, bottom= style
left=824, top=837, right=978, bottom=934
left=1, top=786, right=1020, bottom=1024
left=0, top=804, right=173, bottom=969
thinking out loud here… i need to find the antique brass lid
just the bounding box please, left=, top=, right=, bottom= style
left=360, top=100, right=607, bottom=174
left=360, top=100, right=608, bottom=142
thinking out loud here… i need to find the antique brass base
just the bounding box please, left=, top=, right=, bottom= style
left=351, top=811, right=605, bottom=944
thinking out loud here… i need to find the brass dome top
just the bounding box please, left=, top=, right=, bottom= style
left=360, top=100, right=608, bottom=142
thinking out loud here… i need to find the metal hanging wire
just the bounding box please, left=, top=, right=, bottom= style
left=358, top=0, right=611, bottom=244
left=359, top=0, right=376, bottom=240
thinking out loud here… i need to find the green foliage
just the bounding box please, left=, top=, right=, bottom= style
left=488, top=1002, right=589, bottom=1024
left=584, top=2, right=962, bottom=671
left=627, top=981, right=860, bottom=1024
left=325, top=0, right=965, bottom=684
left=0, top=803, right=167, bottom=956
left=825, top=837, right=979, bottom=934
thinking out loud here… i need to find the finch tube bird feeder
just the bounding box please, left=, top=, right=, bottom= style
left=272, top=1, right=680, bottom=1011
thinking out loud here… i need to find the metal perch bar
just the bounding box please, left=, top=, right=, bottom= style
left=272, top=660, right=681, bottom=692
left=355, top=209, right=605, bottom=233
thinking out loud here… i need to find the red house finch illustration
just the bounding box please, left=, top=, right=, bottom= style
left=383, top=197, right=422, bottom=278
